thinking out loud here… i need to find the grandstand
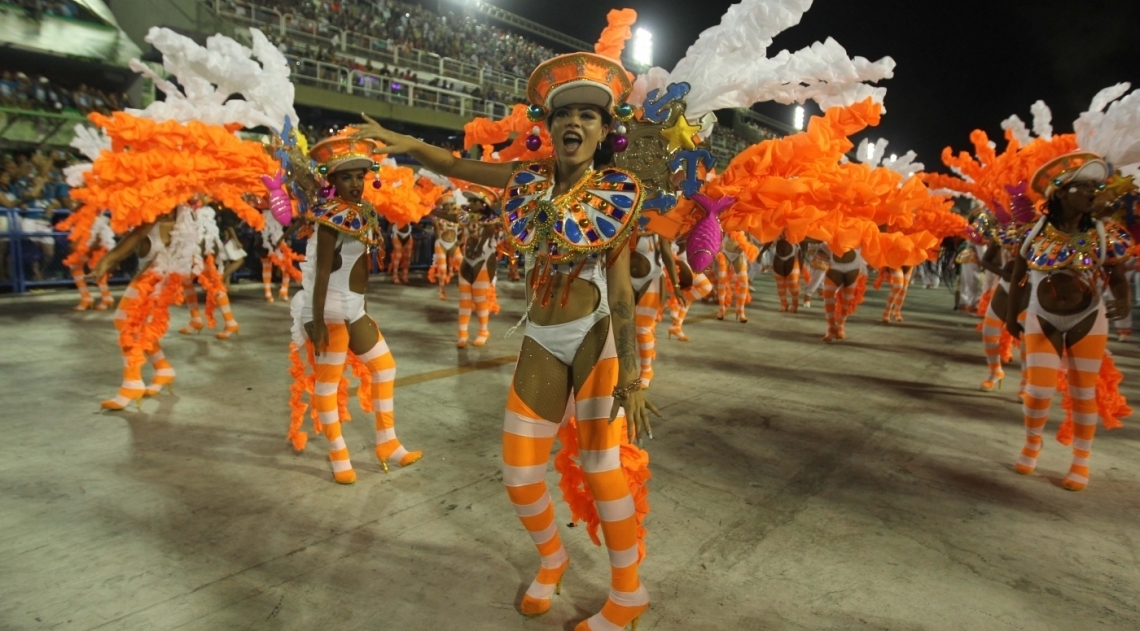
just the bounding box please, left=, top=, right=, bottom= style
left=1, top=0, right=790, bottom=294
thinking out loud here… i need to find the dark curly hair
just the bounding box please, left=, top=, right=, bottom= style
left=1044, top=190, right=1094, bottom=232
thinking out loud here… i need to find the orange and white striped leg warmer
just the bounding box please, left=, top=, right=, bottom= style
left=775, top=272, right=790, bottom=311
left=430, top=242, right=450, bottom=299
left=669, top=273, right=713, bottom=339
left=314, top=323, right=355, bottom=484
left=1017, top=313, right=1060, bottom=476
left=144, top=346, right=176, bottom=396
left=734, top=268, right=750, bottom=321
left=279, top=273, right=290, bottom=300
left=261, top=258, right=274, bottom=301
left=981, top=302, right=1006, bottom=388
left=716, top=254, right=729, bottom=319
left=388, top=243, right=405, bottom=284
left=1061, top=313, right=1108, bottom=490
left=574, top=330, right=649, bottom=631
left=215, top=289, right=240, bottom=339
left=180, top=278, right=203, bottom=334
left=635, top=283, right=661, bottom=387
left=1018, top=309, right=1028, bottom=396
left=358, top=332, right=421, bottom=469
left=822, top=277, right=839, bottom=341
left=837, top=282, right=856, bottom=339
left=103, top=280, right=146, bottom=409
left=472, top=268, right=492, bottom=346
left=457, top=276, right=474, bottom=347
left=883, top=268, right=904, bottom=321
left=450, top=248, right=463, bottom=280
left=892, top=268, right=913, bottom=320
left=71, top=263, right=93, bottom=310
left=503, top=385, right=570, bottom=617
left=399, top=240, right=413, bottom=283
left=786, top=263, right=800, bottom=313
left=96, top=274, right=112, bottom=309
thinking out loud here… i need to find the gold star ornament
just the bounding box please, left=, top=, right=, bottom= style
left=659, top=114, right=701, bottom=153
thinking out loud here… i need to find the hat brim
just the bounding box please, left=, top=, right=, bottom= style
left=1066, top=160, right=1109, bottom=185
left=547, top=83, right=614, bottom=112
left=327, top=157, right=374, bottom=174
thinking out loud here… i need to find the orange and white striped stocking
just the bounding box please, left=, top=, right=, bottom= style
left=882, top=268, right=904, bottom=322
left=775, top=262, right=800, bottom=313
left=457, top=275, right=474, bottom=347
left=215, top=289, right=240, bottom=339
left=472, top=268, right=493, bottom=346
left=70, top=262, right=93, bottom=310
left=144, top=346, right=176, bottom=396
left=261, top=257, right=275, bottom=301
left=502, top=386, right=569, bottom=617
left=388, top=241, right=406, bottom=284
left=893, top=268, right=913, bottom=320
left=179, top=277, right=203, bottom=334
left=822, top=276, right=839, bottom=341
left=836, top=282, right=857, bottom=339
left=95, top=273, right=112, bottom=309
left=574, top=331, right=649, bottom=630
left=358, top=331, right=421, bottom=469
left=103, top=279, right=147, bottom=409
left=980, top=301, right=1006, bottom=390
left=430, top=241, right=451, bottom=299
left=313, top=322, right=355, bottom=484
left=669, top=273, right=713, bottom=340
left=1017, top=308, right=1108, bottom=491
left=635, top=281, right=661, bottom=387
left=734, top=266, right=750, bottom=321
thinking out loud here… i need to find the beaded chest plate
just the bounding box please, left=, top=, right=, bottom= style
left=307, top=199, right=383, bottom=247
left=1023, top=220, right=1132, bottom=271
left=503, top=159, right=642, bottom=264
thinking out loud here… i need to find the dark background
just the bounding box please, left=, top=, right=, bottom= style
left=485, top=0, right=1140, bottom=170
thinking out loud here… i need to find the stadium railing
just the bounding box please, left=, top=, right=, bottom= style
left=212, top=0, right=530, bottom=103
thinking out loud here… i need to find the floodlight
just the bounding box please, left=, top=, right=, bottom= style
left=633, top=28, right=653, bottom=67
left=793, top=106, right=805, bottom=131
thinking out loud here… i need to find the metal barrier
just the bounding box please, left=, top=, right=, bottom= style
left=1, top=210, right=494, bottom=295
left=0, top=207, right=133, bottom=294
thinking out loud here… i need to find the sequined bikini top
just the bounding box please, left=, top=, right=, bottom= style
left=1020, top=218, right=1132, bottom=272
left=502, top=159, right=642, bottom=266
left=306, top=198, right=383, bottom=247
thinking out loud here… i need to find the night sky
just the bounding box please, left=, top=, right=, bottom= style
left=486, top=0, right=1140, bottom=171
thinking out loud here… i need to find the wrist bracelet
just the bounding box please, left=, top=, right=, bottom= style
left=612, top=378, right=642, bottom=400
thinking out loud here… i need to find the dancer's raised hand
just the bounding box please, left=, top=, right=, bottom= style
left=354, top=114, right=420, bottom=155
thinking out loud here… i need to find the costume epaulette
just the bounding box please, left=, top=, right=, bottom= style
left=503, top=159, right=642, bottom=264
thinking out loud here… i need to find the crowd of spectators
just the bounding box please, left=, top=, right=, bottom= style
left=0, top=148, right=83, bottom=283
left=0, top=0, right=88, bottom=22
left=227, top=0, right=557, bottom=80
left=0, top=70, right=128, bottom=116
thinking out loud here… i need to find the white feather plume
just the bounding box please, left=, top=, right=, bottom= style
left=260, top=210, right=284, bottom=247
left=630, top=0, right=894, bottom=117
left=128, top=27, right=297, bottom=131
left=86, top=214, right=117, bottom=250
left=1030, top=100, right=1053, bottom=141
left=69, top=124, right=111, bottom=160
left=886, top=151, right=924, bottom=179
left=1000, top=115, right=1032, bottom=146
left=417, top=168, right=456, bottom=190
left=64, top=163, right=92, bottom=188
left=1075, top=83, right=1140, bottom=168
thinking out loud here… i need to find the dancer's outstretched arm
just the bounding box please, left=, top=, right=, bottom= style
left=354, top=114, right=516, bottom=188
